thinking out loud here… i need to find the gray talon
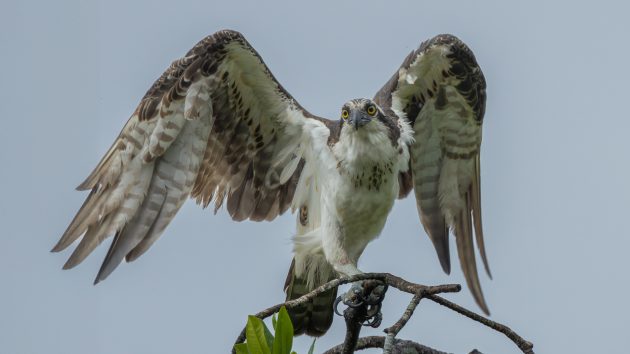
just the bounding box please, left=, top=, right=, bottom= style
left=345, top=299, right=365, bottom=308
left=362, top=311, right=382, bottom=327
left=342, top=283, right=366, bottom=307
left=333, top=280, right=387, bottom=329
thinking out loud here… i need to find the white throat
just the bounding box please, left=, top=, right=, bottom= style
left=333, top=121, right=398, bottom=167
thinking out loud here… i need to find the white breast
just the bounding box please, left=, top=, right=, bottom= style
left=332, top=175, right=398, bottom=257
left=290, top=116, right=413, bottom=280
left=321, top=126, right=406, bottom=261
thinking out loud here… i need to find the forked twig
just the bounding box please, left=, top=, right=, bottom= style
left=232, top=273, right=459, bottom=352
left=383, top=293, right=423, bottom=353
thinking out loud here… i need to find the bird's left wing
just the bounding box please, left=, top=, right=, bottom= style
left=374, top=34, right=490, bottom=314
left=52, top=30, right=334, bottom=283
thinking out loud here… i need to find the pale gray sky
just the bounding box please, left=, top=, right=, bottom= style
left=2, top=1, right=630, bottom=353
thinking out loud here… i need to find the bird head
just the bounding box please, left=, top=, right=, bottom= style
left=339, top=98, right=387, bottom=131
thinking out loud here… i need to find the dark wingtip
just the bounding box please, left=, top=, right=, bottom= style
left=431, top=226, right=451, bottom=275
left=93, top=264, right=110, bottom=285
left=485, top=264, right=493, bottom=280
left=469, top=271, right=491, bottom=316
left=478, top=298, right=491, bottom=316
left=93, top=260, right=114, bottom=286
left=62, top=256, right=78, bottom=270
left=50, top=243, right=63, bottom=253
left=438, top=254, right=451, bottom=275
left=75, top=183, right=90, bottom=191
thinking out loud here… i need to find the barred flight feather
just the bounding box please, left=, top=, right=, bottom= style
left=373, top=34, right=491, bottom=314
left=54, top=30, right=333, bottom=285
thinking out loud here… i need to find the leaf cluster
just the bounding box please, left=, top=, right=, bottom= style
left=234, top=306, right=314, bottom=354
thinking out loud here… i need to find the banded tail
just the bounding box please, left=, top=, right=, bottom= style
left=283, top=259, right=337, bottom=337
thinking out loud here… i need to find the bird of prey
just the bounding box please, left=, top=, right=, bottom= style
left=52, top=30, right=490, bottom=336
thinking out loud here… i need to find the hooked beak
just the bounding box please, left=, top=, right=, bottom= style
left=350, top=111, right=371, bottom=130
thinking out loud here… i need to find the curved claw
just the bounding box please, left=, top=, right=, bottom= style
left=345, top=298, right=365, bottom=308
left=333, top=281, right=387, bottom=329
left=362, top=311, right=382, bottom=328
left=334, top=292, right=366, bottom=317
left=334, top=296, right=344, bottom=316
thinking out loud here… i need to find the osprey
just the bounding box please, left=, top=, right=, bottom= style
left=52, top=30, right=490, bottom=336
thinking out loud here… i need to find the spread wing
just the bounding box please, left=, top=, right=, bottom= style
left=52, top=30, right=334, bottom=284
left=374, top=34, right=490, bottom=314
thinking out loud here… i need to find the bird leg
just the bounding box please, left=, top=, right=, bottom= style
left=324, top=240, right=387, bottom=326
left=334, top=279, right=388, bottom=328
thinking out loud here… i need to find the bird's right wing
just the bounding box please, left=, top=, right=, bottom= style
left=52, top=30, right=335, bottom=284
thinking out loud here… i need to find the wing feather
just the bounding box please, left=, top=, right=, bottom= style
left=143, top=97, right=186, bottom=162
left=455, top=189, right=489, bottom=314
left=472, top=153, right=491, bottom=278
left=54, top=30, right=333, bottom=282
left=62, top=159, right=153, bottom=269
left=374, top=34, right=490, bottom=313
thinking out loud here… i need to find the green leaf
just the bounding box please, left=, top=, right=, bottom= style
left=263, top=318, right=275, bottom=349
left=307, top=338, right=316, bottom=354
left=246, top=315, right=271, bottom=354
left=234, top=343, right=250, bottom=354
left=271, top=313, right=277, bottom=330
left=271, top=306, right=294, bottom=354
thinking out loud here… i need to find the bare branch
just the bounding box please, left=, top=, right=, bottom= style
left=232, top=273, right=460, bottom=351
left=383, top=293, right=423, bottom=353
left=339, top=300, right=365, bottom=354
left=322, top=336, right=450, bottom=354
left=426, top=294, right=534, bottom=354
left=231, top=273, right=534, bottom=354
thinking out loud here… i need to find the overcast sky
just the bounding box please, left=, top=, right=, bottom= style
left=2, top=1, right=630, bottom=353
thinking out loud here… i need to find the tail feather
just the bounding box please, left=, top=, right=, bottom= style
left=284, top=259, right=337, bottom=337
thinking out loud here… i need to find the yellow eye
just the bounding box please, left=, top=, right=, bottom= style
left=341, top=109, right=349, bottom=119
left=367, top=105, right=377, bottom=116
